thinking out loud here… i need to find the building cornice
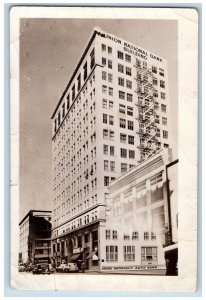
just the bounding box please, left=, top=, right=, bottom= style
left=51, top=29, right=99, bottom=119
left=109, top=150, right=168, bottom=193
left=52, top=203, right=106, bottom=231
left=19, top=210, right=52, bottom=226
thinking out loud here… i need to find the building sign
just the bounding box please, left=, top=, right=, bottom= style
left=73, top=247, right=84, bottom=254
left=97, top=30, right=163, bottom=62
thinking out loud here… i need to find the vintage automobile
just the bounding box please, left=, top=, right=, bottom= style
left=56, top=263, right=79, bottom=273
left=32, top=264, right=52, bottom=275
left=56, top=263, right=70, bottom=273
left=18, top=265, right=26, bottom=272
left=67, top=263, right=79, bottom=272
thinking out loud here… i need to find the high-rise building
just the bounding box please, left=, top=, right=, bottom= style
left=51, top=28, right=170, bottom=270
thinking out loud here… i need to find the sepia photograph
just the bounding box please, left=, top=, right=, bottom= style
left=9, top=6, right=198, bottom=293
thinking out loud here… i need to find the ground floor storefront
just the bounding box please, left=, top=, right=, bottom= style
left=51, top=221, right=102, bottom=271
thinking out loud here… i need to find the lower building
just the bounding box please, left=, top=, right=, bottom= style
left=19, top=210, right=52, bottom=265
left=100, top=149, right=175, bottom=273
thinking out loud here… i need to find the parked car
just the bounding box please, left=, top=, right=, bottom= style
left=18, top=265, right=26, bottom=272
left=56, top=263, right=70, bottom=273
left=32, top=264, right=52, bottom=275
left=67, top=263, right=79, bottom=272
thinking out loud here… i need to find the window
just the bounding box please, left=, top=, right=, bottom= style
left=163, top=130, right=168, bottom=139
left=118, top=64, right=124, bottom=73
left=62, top=103, right=65, bottom=118
left=152, top=66, right=157, bottom=73
left=119, top=104, right=126, bottom=114
left=102, top=85, right=107, bottom=93
left=110, top=161, right=115, bottom=172
left=153, top=78, right=158, bottom=86
left=104, top=160, right=109, bottom=171
left=110, top=146, right=115, bottom=156
left=103, top=129, right=108, bottom=139
left=120, top=118, right=126, bottom=128
left=159, top=68, right=164, bottom=76
left=127, top=106, right=133, bottom=116
left=102, top=99, right=107, bottom=108
left=127, top=93, right=133, bottom=102
left=161, top=92, right=166, bottom=99
left=102, top=57, right=106, bottom=66
left=124, top=246, right=135, bottom=261
left=72, top=84, right=75, bottom=100
left=108, top=46, right=112, bottom=54
left=129, top=150, right=135, bottom=159
left=121, top=163, right=127, bottom=173
left=109, top=130, right=114, bottom=141
left=106, top=245, right=118, bottom=262
left=126, top=67, right=131, bottom=76
left=90, top=48, right=95, bottom=69
left=112, top=230, right=118, bottom=240
left=129, top=164, right=135, bottom=169
left=120, top=148, right=127, bottom=158
left=124, top=234, right=130, bottom=240
left=77, top=74, right=81, bottom=91
left=151, top=232, right=156, bottom=240
left=132, top=231, right=139, bottom=240
left=102, top=44, right=106, bottom=51
left=153, top=90, right=158, bottom=98
left=120, top=133, right=126, bottom=143
left=103, top=113, right=107, bottom=124
left=160, top=80, right=165, bottom=88
left=117, top=51, right=123, bottom=59
left=106, top=230, right=110, bottom=239
left=161, top=104, right=167, bottom=112
left=109, top=87, right=113, bottom=96
left=108, top=73, right=113, bottom=83
left=104, top=176, right=109, bottom=186
left=109, top=101, right=113, bottom=109
left=125, top=54, right=131, bottom=62
left=118, top=77, right=124, bottom=87
left=103, top=144, right=108, bottom=155
left=164, top=143, right=169, bottom=148
left=155, top=115, right=160, bottom=124
left=102, top=71, right=107, bottom=80
left=109, top=115, right=114, bottom=125
left=162, top=117, right=167, bottom=125
left=83, top=62, right=87, bottom=81
left=119, top=91, right=125, bottom=100
left=126, top=80, right=132, bottom=89
left=141, top=247, right=157, bottom=263
left=128, top=120, right=134, bottom=130
left=128, top=135, right=134, bottom=145
left=67, top=94, right=70, bottom=109
left=156, top=129, right=160, bottom=137
left=108, top=60, right=112, bottom=69
left=144, top=232, right=149, bottom=240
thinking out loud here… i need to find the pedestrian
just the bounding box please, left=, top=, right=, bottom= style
left=81, top=262, right=85, bottom=273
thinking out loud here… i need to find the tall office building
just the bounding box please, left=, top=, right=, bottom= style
left=51, top=28, right=170, bottom=270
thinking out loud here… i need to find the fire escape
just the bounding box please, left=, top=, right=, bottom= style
left=135, top=59, right=160, bottom=162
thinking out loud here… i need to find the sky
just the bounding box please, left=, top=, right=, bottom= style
left=20, top=18, right=178, bottom=221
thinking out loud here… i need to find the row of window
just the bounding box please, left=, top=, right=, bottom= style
left=106, top=245, right=158, bottom=262
left=120, top=119, right=134, bottom=130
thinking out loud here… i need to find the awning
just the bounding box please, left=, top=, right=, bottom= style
left=70, top=253, right=81, bottom=261
left=163, top=243, right=178, bottom=253
left=86, top=251, right=96, bottom=259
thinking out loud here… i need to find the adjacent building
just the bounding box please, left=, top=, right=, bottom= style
left=102, top=149, right=173, bottom=273
left=19, top=210, right=52, bottom=265
left=51, top=27, right=170, bottom=270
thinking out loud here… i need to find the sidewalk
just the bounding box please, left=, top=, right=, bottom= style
left=84, top=269, right=166, bottom=276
